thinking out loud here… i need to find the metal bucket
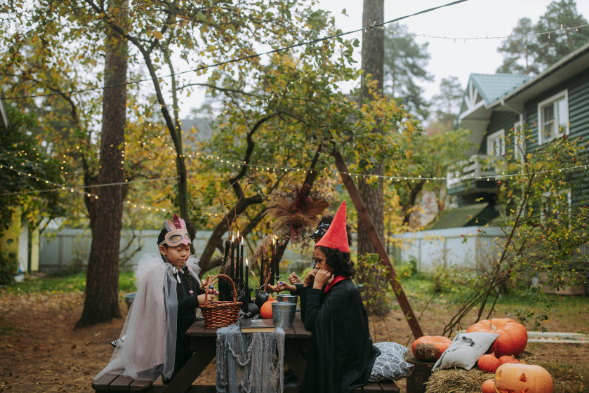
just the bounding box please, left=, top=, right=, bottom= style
left=272, top=302, right=297, bottom=329
left=277, top=294, right=298, bottom=304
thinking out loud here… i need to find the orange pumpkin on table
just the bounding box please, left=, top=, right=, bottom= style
left=494, top=364, right=553, bottom=393
left=481, top=379, right=495, bottom=393
left=466, top=318, right=527, bottom=357
left=259, top=297, right=275, bottom=319
left=478, top=353, right=501, bottom=373
left=411, top=336, right=452, bottom=361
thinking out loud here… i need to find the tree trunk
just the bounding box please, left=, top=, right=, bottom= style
left=76, top=1, right=128, bottom=328
left=358, top=0, right=385, bottom=255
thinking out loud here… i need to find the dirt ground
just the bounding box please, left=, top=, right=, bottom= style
left=0, top=292, right=587, bottom=393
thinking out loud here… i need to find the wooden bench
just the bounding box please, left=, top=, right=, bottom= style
left=92, top=373, right=153, bottom=392
left=92, top=373, right=399, bottom=392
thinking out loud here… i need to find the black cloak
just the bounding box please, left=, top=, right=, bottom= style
left=299, top=279, right=380, bottom=393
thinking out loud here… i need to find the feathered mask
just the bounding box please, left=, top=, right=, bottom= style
left=160, top=213, right=191, bottom=247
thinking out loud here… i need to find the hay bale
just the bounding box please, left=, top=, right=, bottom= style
left=425, top=368, right=494, bottom=393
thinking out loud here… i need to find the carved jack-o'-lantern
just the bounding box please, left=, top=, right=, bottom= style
left=494, top=364, right=554, bottom=393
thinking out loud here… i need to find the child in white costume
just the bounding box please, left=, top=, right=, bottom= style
left=95, top=214, right=214, bottom=383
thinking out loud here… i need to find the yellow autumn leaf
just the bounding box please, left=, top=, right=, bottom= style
left=153, top=31, right=163, bottom=40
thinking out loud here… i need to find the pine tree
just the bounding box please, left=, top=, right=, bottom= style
left=383, top=23, right=433, bottom=120
left=432, top=76, right=463, bottom=129
left=496, top=18, right=540, bottom=75
left=497, top=1, right=589, bottom=75
left=534, top=0, right=589, bottom=69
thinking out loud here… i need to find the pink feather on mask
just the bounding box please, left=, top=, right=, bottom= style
left=173, top=213, right=183, bottom=229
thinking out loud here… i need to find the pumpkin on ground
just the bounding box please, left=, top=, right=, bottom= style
left=478, top=353, right=501, bottom=373
left=466, top=318, right=528, bottom=357
left=411, top=336, right=452, bottom=361
left=499, top=355, right=520, bottom=365
left=494, top=364, right=553, bottom=393
left=259, top=297, right=276, bottom=319
left=481, top=379, right=495, bottom=393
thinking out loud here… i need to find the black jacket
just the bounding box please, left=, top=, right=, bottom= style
left=299, top=279, right=379, bottom=393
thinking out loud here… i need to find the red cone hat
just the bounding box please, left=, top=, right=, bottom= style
left=315, top=201, right=350, bottom=253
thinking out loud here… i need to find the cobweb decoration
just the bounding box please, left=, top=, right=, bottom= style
left=216, top=324, right=285, bottom=393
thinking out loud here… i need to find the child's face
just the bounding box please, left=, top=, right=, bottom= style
left=313, top=248, right=334, bottom=274
left=159, top=244, right=190, bottom=268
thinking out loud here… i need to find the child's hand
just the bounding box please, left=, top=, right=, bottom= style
left=313, top=269, right=332, bottom=290
left=276, top=281, right=296, bottom=292
left=197, top=293, right=212, bottom=306
left=303, top=269, right=318, bottom=287
left=200, top=275, right=213, bottom=291
left=288, top=272, right=303, bottom=285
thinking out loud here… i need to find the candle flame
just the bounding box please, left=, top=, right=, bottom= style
left=272, top=238, right=276, bottom=245
left=245, top=258, right=249, bottom=267
left=237, top=230, right=240, bottom=237
left=231, top=235, right=234, bottom=242
left=241, top=237, right=244, bottom=245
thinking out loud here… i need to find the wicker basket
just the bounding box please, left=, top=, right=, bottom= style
left=201, top=274, right=242, bottom=329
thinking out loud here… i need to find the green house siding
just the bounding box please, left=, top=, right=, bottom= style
left=480, top=111, right=520, bottom=155
left=523, top=68, right=589, bottom=207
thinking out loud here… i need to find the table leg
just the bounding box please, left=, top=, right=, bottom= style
left=163, top=339, right=216, bottom=393
left=284, top=342, right=307, bottom=383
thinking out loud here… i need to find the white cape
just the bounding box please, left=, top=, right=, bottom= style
left=95, top=254, right=201, bottom=381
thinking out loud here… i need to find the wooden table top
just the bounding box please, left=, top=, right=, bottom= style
left=187, top=312, right=312, bottom=339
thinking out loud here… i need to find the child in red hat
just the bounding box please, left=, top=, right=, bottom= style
left=291, top=202, right=380, bottom=393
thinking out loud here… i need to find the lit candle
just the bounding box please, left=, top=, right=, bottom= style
left=244, top=258, right=249, bottom=313
left=230, top=234, right=235, bottom=280
left=269, top=245, right=275, bottom=286
left=236, top=234, right=240, bottom=282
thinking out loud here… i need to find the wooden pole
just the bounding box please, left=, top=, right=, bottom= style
left=333, top=151, right=424, bottom=339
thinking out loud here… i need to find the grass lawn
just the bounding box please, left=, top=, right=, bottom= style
left=0, top=270, right=137, bottom=296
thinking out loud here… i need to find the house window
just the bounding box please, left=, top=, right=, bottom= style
left=538, top=91, right=569, bottom=144
left=487, top=129, right=505, bottom=156
left=541, top=189, right=571, bottom=226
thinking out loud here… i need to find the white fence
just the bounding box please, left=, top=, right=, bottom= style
left=392, top=226, right=507, bottom=273
left=39, top=229, right=312, bottom=273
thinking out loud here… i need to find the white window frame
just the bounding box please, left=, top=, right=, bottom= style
left=513, top=121, right=525, bottom=160
left=487, top=129, right=505, bottom=156
left=540, top=189, right=572, bottom=226
left=538, top=90, right=569, bottom=145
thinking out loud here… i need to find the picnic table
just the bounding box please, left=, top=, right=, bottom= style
left=93, top=313, right=399, bottom=393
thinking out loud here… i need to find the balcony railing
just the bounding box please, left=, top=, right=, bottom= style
left=447, top=154, right=498, bottom=189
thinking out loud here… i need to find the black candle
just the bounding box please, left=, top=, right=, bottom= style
left=230, top=235, right=235, bottom=280
left=240, top=237, right=245, bottom=281
left=274, top=237, right=279, bottom=279
left=244, top=258, right=249, bottom=313
left=236, top=237, right=240, bottom=282
left=269, top=249, right=275, bottom=286
left=221, top=239, right=230, bottom=300
left=259, top=257, right=264, bottom=288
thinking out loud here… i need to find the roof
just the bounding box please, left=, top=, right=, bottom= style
left=469, top=74, right=533, bottom=105
left=488, top=41, right=589, bottom=111
left=428, top=203, right=494, bottom=230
